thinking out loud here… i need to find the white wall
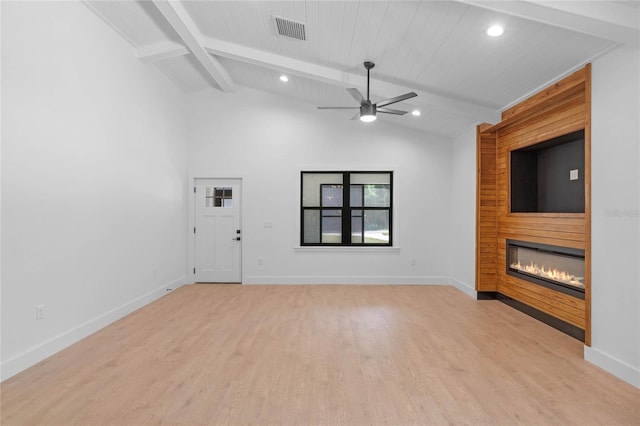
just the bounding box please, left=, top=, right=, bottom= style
left=1, top=1, right=188, bottom=380
left=187, top=88, right=453, bottom=285
left=587, top=45, right=640, bottom=388
left=450, top=128, right=477, bottom=298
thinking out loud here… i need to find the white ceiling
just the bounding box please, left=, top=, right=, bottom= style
left=85, top=0, right=639, bottom=138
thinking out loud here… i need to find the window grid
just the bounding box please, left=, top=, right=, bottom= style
left=205, top=187, right=233, bottom=208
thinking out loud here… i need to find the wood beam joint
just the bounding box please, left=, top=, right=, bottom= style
left=151, top=0, right=234, bottom=92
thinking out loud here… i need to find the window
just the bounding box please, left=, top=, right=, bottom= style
left=205, top=187, right=233, bottom=208
left=301, top=171, right=392, bottom=246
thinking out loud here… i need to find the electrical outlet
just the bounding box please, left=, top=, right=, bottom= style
left=36, top=304, right=45, bottom=320
left=258, top=257, right=264, bottom=265
left=410, top=258, right=416, bottom=266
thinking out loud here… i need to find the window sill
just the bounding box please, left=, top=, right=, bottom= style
left=294, top=246, right=400, bottom=253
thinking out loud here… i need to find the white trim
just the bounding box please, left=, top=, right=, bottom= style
left=584, top=346, right=640, bottom=389
left=243, top=275, right=450, bottom=285
left=296, top=166, right=401, bottom=249
left=0, top=277, right=186, bottom=382
left=294, top=246, right=401, bottom=253
left=449, top=277, right=478, bottom=299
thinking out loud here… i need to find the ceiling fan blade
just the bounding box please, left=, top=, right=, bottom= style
left=317, top=106, right=360, bottom=110
left=376, top=92, right=417, bottom=108
left=346, top=88, right=366, bottom=105
left=377, top=107, right=408, bottom=115
left=350, top=112, right=361, bottom=120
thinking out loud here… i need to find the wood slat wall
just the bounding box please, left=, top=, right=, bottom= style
left=476, top=125, right=498, bottom=292
left=476, top=65, right=591, bottom=343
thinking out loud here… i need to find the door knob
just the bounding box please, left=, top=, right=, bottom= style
left=232, top=237, right=241, bottom=241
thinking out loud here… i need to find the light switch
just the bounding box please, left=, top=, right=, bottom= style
left=570, top=169, right=579, bottom=181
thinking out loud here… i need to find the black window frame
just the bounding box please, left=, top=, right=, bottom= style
left=300, top=171, right=393, bottom=246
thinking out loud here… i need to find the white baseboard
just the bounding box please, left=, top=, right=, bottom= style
left=243, top=275, right=451, bottom=285
left=0, top=276, right=186, bottom=382
left=584, top=346, right=640, bottom=389
left=449, top=278, right=477, bottom=299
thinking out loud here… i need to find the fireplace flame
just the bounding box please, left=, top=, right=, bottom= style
left=510, top=260, right=585, bottom=289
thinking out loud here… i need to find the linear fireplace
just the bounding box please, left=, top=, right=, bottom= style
left=506, top=240, right=585, bottom=299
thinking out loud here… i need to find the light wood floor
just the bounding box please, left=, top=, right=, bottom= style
left=2, top=285, right=639, bottom=425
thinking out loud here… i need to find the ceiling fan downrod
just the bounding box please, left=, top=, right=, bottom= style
left=364, top=61, right=375, bottom=101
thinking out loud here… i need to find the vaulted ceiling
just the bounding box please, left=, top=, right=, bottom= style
left=85, top=0, right=639, bottom=137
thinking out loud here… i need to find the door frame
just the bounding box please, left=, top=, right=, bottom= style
left=188, top=174, right=244, bottom=284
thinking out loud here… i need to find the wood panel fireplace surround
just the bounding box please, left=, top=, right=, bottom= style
left=476, top=65, right=591, bottom=344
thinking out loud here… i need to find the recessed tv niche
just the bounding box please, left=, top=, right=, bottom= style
left=511, top=130, right=585, bottom=213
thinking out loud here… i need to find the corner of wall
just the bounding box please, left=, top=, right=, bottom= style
left=449, top=277, right=477, bottom=299
left=584, top=345, right=640, bottom=389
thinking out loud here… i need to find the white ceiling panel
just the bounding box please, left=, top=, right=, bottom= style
left=83, top=0, right=636, bottom=137
left=154, top=54, right=214, bottom=93
left=86, top=0, right=180, bottom=46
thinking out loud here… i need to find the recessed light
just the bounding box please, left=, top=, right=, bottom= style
left=487, top=25, right=504, bottom=37
left=411, top=110, right=421, bottom=116
left=280, top=75, right=289, bottom=82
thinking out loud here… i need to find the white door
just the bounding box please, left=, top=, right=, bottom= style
left=194, top=178, right=242, bottom=283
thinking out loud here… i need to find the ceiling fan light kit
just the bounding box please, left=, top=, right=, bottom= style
left=360, top=103, right=376, bottom=122
left=318, top=61, right=417, bottom=123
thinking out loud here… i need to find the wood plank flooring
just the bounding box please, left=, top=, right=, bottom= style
left=2, top=285, right=639, bottom=425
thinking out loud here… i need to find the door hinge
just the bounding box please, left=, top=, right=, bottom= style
left=193, top=186, right=196, bottom=193
left=193, top=267, right=196, bottom=274
left=194, top=227, right=196, bottom=234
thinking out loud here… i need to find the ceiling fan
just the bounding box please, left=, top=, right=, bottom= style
left=317, top=61, right=417, bottom=122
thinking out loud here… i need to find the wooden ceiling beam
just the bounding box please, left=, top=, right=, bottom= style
left=151, top=0, right=234, bottom=92
left=137, top=40, right=189, bottom=63
left=202, top=37, right=500, bottom=123
left=458, top=0, right=640, bottom=47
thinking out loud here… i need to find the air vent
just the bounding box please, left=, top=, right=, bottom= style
left=273, top=16, right=306, bottom=41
